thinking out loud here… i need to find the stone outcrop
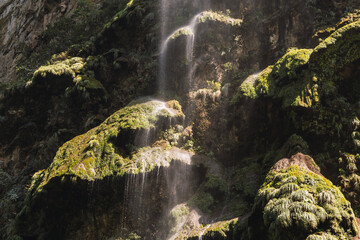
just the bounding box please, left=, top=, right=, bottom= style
left=0, top=0, right=77, bottom=82
left=250, top=153, right=359, bottom=240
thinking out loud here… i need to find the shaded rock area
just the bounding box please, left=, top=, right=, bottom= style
left=0, top=0, right=77, bottom=82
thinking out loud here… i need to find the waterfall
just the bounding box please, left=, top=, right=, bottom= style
left=159, top=5, right=205, bottom=94
left=121, top=1, right=214, bottom=238
left=159, top=14, right=201, bottom=94
left=185, top=13, right=202, bottom=91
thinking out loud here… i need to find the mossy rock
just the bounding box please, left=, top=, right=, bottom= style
left=234, top=19, right=360, bottom=108
left=28, top=98, right=184, bottom=194
left=310, top=19, right=360, bottom=79
left=169, top=27, right=194, bottom=40
left=26, top=56, right=106, bottom=98
left=185, top=218, right=240, bottom=240
left=271, top=48, right=313, bottom=83
left=198, top=11, right=242, bottom=26
left=250, top=154, right=359, bottom=240
left=234, top=48, right=316, bottom=108
left=256, top=48, right=315, bottom=108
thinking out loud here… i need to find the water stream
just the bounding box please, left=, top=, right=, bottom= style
left=159, top=10, right=204, bottom=94
left=121, top=1, right=214, bottom=238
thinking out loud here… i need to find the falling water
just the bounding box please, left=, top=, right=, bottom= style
left=121, top=1, right=214, bottom=238
left=198, top=225, right=210, bottom=240
left=186, top=13, right=202, bottom=90
left=134, top=99, right=176, bottom=147
left=159, top=0, right=170, bottom=94
left=159, top=12, right=203, bottom=94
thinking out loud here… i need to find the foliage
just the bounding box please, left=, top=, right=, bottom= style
left=198, top=11, right=242, bottom=26
left=188, top=175, right=227, bottom=213
left=253, top=165, right=359, bottom=240
left=338, top=153, right=360, bottom=217
left=207, top=80, right=221, bottom=92
left=27, top=99, right=183, bottom=194
left=310, top=19, right=360, bottom=80
left=16, top=0, right=128, bottom=79
left=26, top=56, right=106, bottom=100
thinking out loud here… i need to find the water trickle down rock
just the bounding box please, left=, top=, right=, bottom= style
left=159, top=13, right=201, bottom=95
left=15, top=98, right=197, bottom=239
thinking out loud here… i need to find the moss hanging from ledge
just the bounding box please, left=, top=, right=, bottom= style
left=251, top=157, right=359, bottom=240
left=310, top=19, right=360, bottom=79
left=233, top=48, right=315, bottom=108
left=25, top=56, right=106, bottom=100
left=198, top=11, right=242, bottom=26
left=28, top=99, right=184, bottom=194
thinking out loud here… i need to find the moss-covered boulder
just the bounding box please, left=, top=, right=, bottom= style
left=310, top=19, right=360, bottom=80
left=26, top=56, right=106, bottom=99
left=339, top=152, right=360, bottom=216
left=185, top=218, right=240, bottom=240
left=235, top=18, right=360, bottom=108
left=235, top=48, right=316, bottom=108
left=15, top=98, right=187, bottom=239
left=29, top=98, right=183, bottom=193
left=249, top=153, right=359, bottom=240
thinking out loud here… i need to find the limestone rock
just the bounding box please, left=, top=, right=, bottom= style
left=0, top=0, right=77, bottom=83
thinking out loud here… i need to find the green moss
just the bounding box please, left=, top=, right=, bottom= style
left=254, top=48, right=315, bottom=108
left=28, top=99, right=183, bottom=193
left=184, top=218, right=239, bottom=240
left=254, top=66, right=273, bottom=96
left=169, top=27, right=193, bottom=40
left=271, top=48, right=313, bottom=81
left=170, top=204, right=190, bottom=219
left=31, top=57, right=84, bottom=81
left=25, top=56, right=107, bottom=100
left=311, top=19, right=360, bottom=79
left=233, top=48, right=315, bottom=107
left=188, top=175, right=227, bottom=214
left=253, top=165, right=358, bottom=240
left=235, top=73, right=258, bottom=99
left=198, top=11, right=242, bottom=26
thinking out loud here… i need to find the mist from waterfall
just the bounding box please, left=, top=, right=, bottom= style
left=120, top=0, right=217, bottom=239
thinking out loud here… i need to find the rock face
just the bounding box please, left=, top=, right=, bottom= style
left=15, top=98, right=203, bottom=239
left=272, top=153, right=321, bottom=175
left=250, top=153, right=359, bottom=240
left=1, top=0, right=360, bottom=240
left=0, top=0, right=77, bottom=82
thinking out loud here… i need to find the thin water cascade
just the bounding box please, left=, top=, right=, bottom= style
left=159, top=13, right=202, bottom=94
left=120, top=147, right=198, bottom=239
left=121, top=1, right=215, bottom=238
left=198, top=225, right=210, bottom=240
left=134, top=99, right=177, bottom=147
